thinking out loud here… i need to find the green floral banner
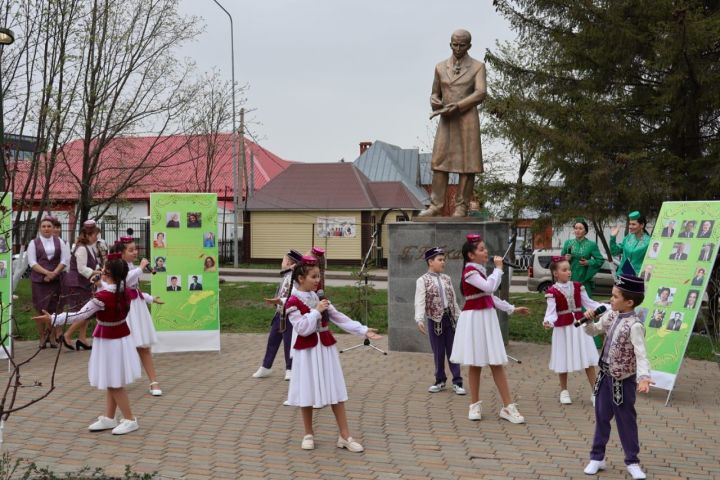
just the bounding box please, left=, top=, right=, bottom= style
left=150, top=193, right=219, bottom=352
left=639, top=201, right=720, bottom=391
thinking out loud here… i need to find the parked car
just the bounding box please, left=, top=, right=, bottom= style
left=527, top=248, right=616, bottom=296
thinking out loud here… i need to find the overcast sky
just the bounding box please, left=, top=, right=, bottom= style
left=178, top=0, right=515, bottom=164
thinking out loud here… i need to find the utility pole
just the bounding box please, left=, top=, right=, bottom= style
left=239, top=107, right=246, bottom=263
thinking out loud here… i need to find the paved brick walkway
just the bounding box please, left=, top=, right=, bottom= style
left=2, top=335, right=719, bottom=479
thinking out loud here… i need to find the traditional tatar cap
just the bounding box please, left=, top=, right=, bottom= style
left=628, top=211, right=641, bottom=220
left=301, top=255, right=318, bottom=265
left=287, top=249, right=303, bottom=263
left=423, top=247, right=444, bottom=262
left=119, top=236, right=134, bottom=243
left=83, top=219, right=97, bottom=228
left=615, top=274, right=645, bottom=294
left=311, top=246, right=325, bottom=257
left=466, top=233, right=482, bottom=243
left=551, top=255, right=565, bottom=263
left=106, top=252, right=123, bottom=261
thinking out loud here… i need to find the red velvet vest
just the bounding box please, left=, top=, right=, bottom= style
left=286, top=295, right=337, bottom=350
left=92, top=290, right=131, bottom=339
left=545, top=282, right=584, bottom=327
left=461, top=266, right=495, bottom=311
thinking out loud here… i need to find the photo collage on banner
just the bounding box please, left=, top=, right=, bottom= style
left=150, top=193, right=219, bottom=353
left=0, top=193, right=12, bottom=359
left=639, top=201, right=720, bottom=391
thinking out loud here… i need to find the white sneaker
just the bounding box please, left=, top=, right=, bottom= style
left=452, top=384, right=467, bottom=395
left=149, top=381, right=162, bottom=396
left=111, top=418, right=139, bottom=435
left=252, top=366, right=272, bottom=378
left=337, top=436, right=364, bottom=453
left=283, top=399, right=290, bottom=406
left=88, top=416, right=117, bottom=431
left=499, top=403, right=525, bottom=424
left=284, top=369, right=291, bottom=381
left=301, top=434, right=314, bottom=450
left=583, top=459, right=606, bottom=475
left=428, top=382, right=446, bottom=393
left=468, top=401, right=482, bottom=421
left=591, top=394, right=596, bottom=407
left=560, top=390, right=572, bottom=404
left=627, top=464, right=646, bottom=479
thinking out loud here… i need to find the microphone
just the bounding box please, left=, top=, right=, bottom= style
left=144, top=265, right=157, bottom=275
left=317, top=289, right=325, bottom=300
left=574, top=305, right=607, bottom=327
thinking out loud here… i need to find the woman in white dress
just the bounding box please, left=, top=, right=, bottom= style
left=543, top=257, right=600, bottom=406
left=111, top=237, right=163, bottom=396
left=284, top=256, right=381, bottom=452
left=450, top=234, right=530, bottom=424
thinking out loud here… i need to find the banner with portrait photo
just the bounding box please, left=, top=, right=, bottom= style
left=150, top=193, right=219, bottom=353
left=0, top=193, right=12, bottom=359
left=316, top=217, right=356, bottom=238
left=639, top=201, right=720, bottom=391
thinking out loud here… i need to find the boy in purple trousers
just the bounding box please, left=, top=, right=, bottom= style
left=582, top=274, right=654, bottom=480
left=414, top=247, right=465, bottom=395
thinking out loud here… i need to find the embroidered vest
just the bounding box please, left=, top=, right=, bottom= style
left=30, top=236, right=62, bottom=283
left=66, top=244, right=98, bottom=289
left=275, top=272, right=293, bottom=313
left=422, top=273, right=456, bottom=322
left=545, top=282, right=584, bottom=327
left=92, top=290, right=131, bottom=339
left=461, top=266, right=495, bottom=311
left=603, top=313, right=642, bottom=380
left=286, top=295, right=337, bottom=350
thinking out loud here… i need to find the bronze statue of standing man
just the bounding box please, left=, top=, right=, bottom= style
left=419, top=29, right=486, bottom=217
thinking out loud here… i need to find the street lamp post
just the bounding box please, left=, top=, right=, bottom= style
left=209, top=1, right=240, bottom=267
left=0, top=27, right=16, bottom=193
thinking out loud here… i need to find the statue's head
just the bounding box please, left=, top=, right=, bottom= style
left=450, top=29, right=472, bottom=59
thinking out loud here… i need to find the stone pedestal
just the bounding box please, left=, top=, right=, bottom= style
left=387, top=221, right=511, bottom=353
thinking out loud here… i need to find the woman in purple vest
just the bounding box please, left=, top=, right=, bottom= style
left=61, top=220, right=103, bottom=350
left=28, top=217, right=70, bottom=348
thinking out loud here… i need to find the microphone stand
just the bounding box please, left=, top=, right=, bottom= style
left=500, top=232, right=522, bottom=364
left=340, top=226, right=387, bottom=355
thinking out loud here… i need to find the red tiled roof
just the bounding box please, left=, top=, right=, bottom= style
left=9, top=134, right=292, bottom=201
left=246, top=163, right=423, bottom=211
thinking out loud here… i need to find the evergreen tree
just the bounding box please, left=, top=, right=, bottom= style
left=488, top=0, right=720, bottom=224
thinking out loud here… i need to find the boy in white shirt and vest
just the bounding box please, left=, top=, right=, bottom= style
left=581, top=274, right=654, bottom=480
left=414, top=247, right=465, bottom=395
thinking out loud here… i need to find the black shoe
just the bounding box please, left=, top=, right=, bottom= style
left=76, top=340, right=92, bottom=350
left=60, top=336, right=76, bottom=351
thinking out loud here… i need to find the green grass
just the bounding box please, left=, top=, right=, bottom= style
left=8, top=280, right=718, bottom=362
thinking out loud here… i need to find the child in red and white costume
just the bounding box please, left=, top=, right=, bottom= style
left=450, top=234, right=530, bottom=424
left=543, top=256, right=600, bottom=405
left=35, top=253, right=161, bottom=434
left=111, top=237, right=163, bottom=396
left=283, top=255, right=381, bottom=452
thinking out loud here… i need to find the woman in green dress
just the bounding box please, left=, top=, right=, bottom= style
left=610, top=211, right=651, bottom=277
left=561, top=219, right=605, bottom=297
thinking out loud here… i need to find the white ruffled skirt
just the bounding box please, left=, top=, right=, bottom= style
left=549, top=325, right=599, bottom=373
left=126, top=297, right=158, bottom=348
left=88, top=336, right=142, bottom=390
left=287, top=344, right=348, bottom=407
left=450, top=309, right=507, bottom=367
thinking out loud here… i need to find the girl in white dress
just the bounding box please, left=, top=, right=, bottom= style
left=111, top=237, right=163, bottom=396
left=34, top=254, right=161, bottom=434
left=543, top=257, right=600, bottom=405
left=450, top=234, right=530, bottom=424
left=283, top=256, right=381, bottom=452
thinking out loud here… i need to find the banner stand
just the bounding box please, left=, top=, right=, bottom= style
left=638, top=201, right=720, bottom=404
left=150, top=193, right=220, bottom=354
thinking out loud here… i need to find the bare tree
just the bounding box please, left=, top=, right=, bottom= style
left=181, top=72, right=243, bottom=192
